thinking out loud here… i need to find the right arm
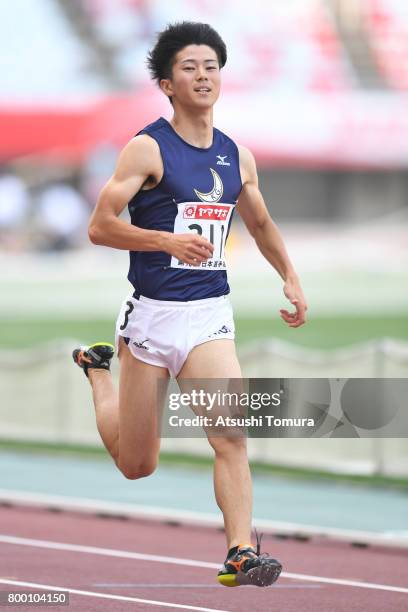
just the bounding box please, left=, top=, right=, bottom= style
left=88, top=135, right=213, bottom=265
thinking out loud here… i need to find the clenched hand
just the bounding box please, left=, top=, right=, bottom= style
left=165, top=233, right=214, bottom=266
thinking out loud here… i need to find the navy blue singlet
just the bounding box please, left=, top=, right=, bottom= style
left=127, top=117, right=242, bottom=301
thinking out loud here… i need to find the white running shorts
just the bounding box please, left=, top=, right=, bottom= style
left=115, top=294, right=235, bottom=377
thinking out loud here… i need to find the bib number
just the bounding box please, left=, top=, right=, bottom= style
left=170, top=202, right=234, bottom=270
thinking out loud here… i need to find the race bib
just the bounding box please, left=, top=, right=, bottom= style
left=170, top=202, right=234, bottom=270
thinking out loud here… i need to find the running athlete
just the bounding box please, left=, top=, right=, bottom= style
left=73, top=22, right=307, bottom=588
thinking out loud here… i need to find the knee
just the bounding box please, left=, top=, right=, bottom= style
left=119, top=460, right=157, bottom=480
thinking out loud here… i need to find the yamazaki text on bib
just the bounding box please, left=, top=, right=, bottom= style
left=171, top=202, right=235, bottom=270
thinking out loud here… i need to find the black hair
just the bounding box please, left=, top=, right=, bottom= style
left=147, top=21, right=227, bottom=87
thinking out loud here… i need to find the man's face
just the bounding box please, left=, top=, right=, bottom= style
left=160, top=44, right=221, bottom=109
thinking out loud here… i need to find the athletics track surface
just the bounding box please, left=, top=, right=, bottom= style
left=1, top=505, right=407, bottom=612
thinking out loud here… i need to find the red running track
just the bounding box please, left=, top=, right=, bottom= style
left=0, top=505, right=407, bottom=611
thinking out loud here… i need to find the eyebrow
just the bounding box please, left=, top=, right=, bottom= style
left=180, top=58, right=218, bottom=64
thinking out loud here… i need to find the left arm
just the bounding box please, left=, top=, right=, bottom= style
left=236, top=145, right=307, bottom=328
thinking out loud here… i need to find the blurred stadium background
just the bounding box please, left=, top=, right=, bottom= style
left=0, top=0, right=408, bottom=478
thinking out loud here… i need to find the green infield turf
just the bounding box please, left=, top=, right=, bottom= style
left=0, top=315, right=407, bottom=349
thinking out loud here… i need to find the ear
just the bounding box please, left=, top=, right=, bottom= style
left=160, top=78, right=173, bottom=98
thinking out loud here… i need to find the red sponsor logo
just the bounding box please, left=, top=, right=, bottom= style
left=183, top=204, right=230, bottom=220
left=183, top=205, right=197, bottom=219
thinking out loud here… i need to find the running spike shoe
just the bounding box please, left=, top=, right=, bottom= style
left=217, top=534, right=282, bottom=587
left=72, top=342, right=115, bottom=378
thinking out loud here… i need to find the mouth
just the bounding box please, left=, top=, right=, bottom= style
left=194, top=87, right=211, bottom=93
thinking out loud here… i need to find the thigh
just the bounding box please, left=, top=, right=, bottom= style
left=177, top=339, right=244, bottom=441
left=177, top=339, right=242, bottom=379
left=118, top=338, right=169, bottom=467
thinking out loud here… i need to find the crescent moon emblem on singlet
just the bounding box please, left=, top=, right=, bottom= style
left=194, top=168, right=224, bottom=203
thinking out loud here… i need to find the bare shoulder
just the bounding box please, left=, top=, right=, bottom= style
left=114, top=134, right=162, bottom=182
left=97, top=134, right=163, bottom=210
left=237, top=144, right=257, bottom=185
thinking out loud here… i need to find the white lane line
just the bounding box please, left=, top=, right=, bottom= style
left=1, top=534, right=407, bottom=595
left=92, top=583, right=322, bottom=589
left=0, top=579, right=229, bottom=612
left=0, top=535, right=218, bottom=569
left=283, top=572, right=408, bottom=594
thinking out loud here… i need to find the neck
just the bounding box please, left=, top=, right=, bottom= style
left=170, top=106, right=214, bottom=148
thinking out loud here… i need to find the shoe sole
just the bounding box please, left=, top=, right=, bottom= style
left=89, top=342, right=115, bottom=352
left=218, top=561, right=282, bottom=588
left=72, top=343, right=115, bottom=378
left=236, top=561, right=282, bottom=587
left=217, top=573, right=240, bottom=587
left=72, top=343, right=115, bottom=365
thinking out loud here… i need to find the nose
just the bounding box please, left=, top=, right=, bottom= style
left=196, top=65, right=208, bottom=80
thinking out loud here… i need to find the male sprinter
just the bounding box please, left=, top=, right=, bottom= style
left=73, top=22, right=307, bottom=587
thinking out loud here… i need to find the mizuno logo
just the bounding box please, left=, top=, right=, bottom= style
left=208, top=325, right=232, bottom=338
left=132, top=338, right=150, bottom=351
left=216, top=155, right=230, bottom=166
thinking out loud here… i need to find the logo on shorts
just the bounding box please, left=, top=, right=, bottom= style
left=133, top=338, right=150, bottom=351
left=208, top=325, right=232, bottom=338
left=216, top=155, right=230, bottom=166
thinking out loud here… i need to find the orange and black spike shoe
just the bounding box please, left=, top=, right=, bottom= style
left=217, top=537, right=282, bottom=587
left=72, top=342, right=115, bottom=378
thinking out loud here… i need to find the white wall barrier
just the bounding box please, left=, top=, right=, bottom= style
left=0, top=338, right=407, bottom=477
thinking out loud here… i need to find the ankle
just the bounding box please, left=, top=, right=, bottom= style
left=227, top=540, right=253, bottom=555
left=88, top=368, right=111, bottom=384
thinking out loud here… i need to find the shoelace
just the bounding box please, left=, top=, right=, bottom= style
left=254, top=528, right=277, bottom=563
left=255, top=527, right=263, bottom=555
